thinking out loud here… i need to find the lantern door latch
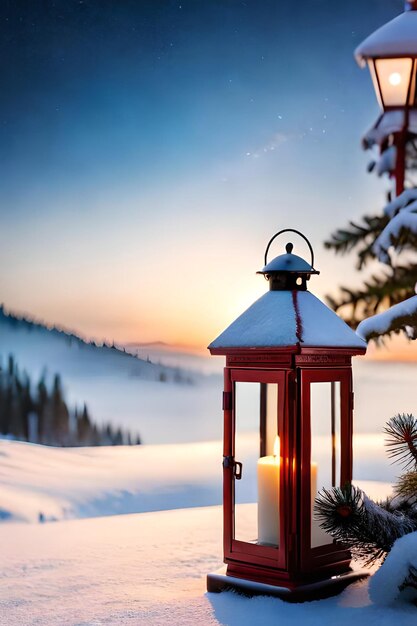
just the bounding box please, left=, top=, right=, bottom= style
left=234, top=461, right=243, bottom=480
left=223, top=456, right=243, bottom=480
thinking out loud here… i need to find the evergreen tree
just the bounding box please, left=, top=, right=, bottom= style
left=8, top=354, right=14, bottom=378
left=77, top=403, right=93, bottom=445
left=0, top=360, right=8, bottom=435
left=7, top=361, right=25, bottom=440
left=325, top=190, right=417, bottom=341
left=50, top=374, right=70, bottom=445
left=20, top=374, right=33, bottom=441
left=36, top=374, right=48, bottom=443
left=0, top=376, right=13, bottom=435
left=103, top=424, right=113, bottom=445
left=113, top=428, right=123, bottom=446
left=0, top=354, right=141, bottom=448
left=90, top=423, right=101, bottom=446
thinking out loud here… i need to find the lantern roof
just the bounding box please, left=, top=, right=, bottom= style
left=257, top=243, right=318, bottom=276
left=208, top=290, right=366, bottom=351
left=355, top=9, right=417, bottom=66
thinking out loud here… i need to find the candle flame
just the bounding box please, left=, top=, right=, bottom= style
left=273, top=435, right=280, bottom=458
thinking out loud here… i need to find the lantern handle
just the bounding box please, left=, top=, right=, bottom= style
left=264, top=228, right=315, bottom=268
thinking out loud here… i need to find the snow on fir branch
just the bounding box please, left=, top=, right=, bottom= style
left=383, top=188, right=417, bottom=219
left=357, top=294, right=417, bottom=341
left=373, top=200, right=417, bottom=264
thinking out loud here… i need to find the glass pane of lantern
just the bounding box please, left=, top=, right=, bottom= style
left=374, top=58, right=413, bottom=107
left=368, top=60, right=383, bottom=108
left=310, top=381, right=341, bottom=549
left=234, top=381, right=280, bottom=547
left=234, top=381, right=259, bottom=544
left=410, top=60, right=417, bottom=107
left=265, top=383, right=278, bottom=456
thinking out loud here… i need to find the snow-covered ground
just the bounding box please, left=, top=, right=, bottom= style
left=2, top=505, right=417, bottom=626
left=0, top=438, right=412, bottom=625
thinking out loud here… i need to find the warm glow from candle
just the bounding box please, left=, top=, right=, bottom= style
left=273, top=435, right=280, bottom=458
left=389, top=72, right=402, bottom=86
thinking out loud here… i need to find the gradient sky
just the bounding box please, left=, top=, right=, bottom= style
left=0, top=0, right=408, bottom=350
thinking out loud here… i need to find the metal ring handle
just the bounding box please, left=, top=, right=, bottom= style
left=264, top=228, right=315, bottom=268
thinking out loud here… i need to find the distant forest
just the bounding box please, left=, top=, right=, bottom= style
left=0, top=355, right=141, bottom=447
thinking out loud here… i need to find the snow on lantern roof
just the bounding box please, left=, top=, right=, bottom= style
left=208, top=290, right=366, bottom=351
left=355, top=10, right=417, bottom=65
left=257, top=248, right=317, bottom=275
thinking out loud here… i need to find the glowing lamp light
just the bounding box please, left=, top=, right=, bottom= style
left=369, top=57, right=415, bottom=108
left=389, top=72, right=402, bottom=86
left=355, top=6, right=417, bottom=110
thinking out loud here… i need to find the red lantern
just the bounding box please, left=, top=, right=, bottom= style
left=207, top=230, right=368, bottom=601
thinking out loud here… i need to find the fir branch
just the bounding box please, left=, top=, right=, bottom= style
left=314, top=483, right=365, bottom=539
left=380, top=494, right=417, bottom=524
left=385, top=414, right=417, bottom=471
left=314, top=484, right=416, bottom=565
left=395, top=472, right=417, bottom=501
left=324, top=215, right=389, bottom=269
left=325, top=265, right=417, bottom=332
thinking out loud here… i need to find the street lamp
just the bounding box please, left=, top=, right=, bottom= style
left=355, top=2, right=417, bottom=194
left=207, top=230, right=367, bottom=601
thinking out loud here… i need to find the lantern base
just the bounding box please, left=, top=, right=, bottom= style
left=207, top=567, right=369, bottom=603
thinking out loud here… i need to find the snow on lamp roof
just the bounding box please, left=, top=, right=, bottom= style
left=355, top=9, right=417, bottom=65
left=362, top=110, right=417, bottom=148
left=208, top=290, right=366, bottom=350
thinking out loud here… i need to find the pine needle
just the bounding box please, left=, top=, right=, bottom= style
left=385, top=414, right=417, bottom=470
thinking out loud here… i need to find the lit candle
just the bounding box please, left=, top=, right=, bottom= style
left=257, top=436, right=280, bottom=546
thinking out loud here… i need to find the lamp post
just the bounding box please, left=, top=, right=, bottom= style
left=355, top=2, right=417, bottom=195
left=207, top=230, right=367, bottom=601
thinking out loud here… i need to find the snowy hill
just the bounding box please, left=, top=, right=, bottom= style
left=0, top=439, right=222, bottom=523
left=0, top=439, right=392, bottom=524
left=0, top=306, right=222, bottom=443
left=0, top=305, right=194, bottom=384
left=125, top=340, right=223, bottom=375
